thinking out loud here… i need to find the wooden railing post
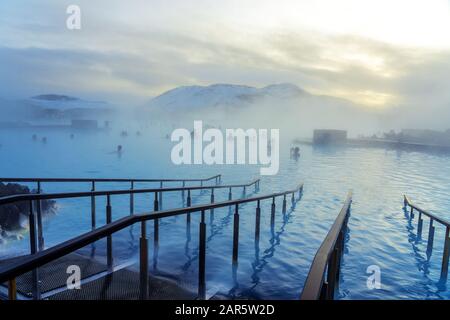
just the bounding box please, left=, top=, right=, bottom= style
left=228, top=188, right=232, bottom=200
left=282, top=194, right=287, bottom=214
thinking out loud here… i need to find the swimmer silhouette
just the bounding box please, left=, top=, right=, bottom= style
left=290, top=146, right=300, bottom=160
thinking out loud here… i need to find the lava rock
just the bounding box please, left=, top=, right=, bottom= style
left=0, top=183, right=56, bottom=231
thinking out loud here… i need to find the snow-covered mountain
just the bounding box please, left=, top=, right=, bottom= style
left=145, top=83, right=381, bottom=135
left=147, top=83, right=307, bottom=111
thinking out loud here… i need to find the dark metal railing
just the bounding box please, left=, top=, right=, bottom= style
left=0, top=175, right=222, bottom=184
left=0, top=178, right=260, bottom=255
left=0, top=183, right=303, bottom=300
left=300, top=191, right=353, bottom=300
left=403, top=195, right=450, bottom=279
left=0, top=175, right=221, bottom=249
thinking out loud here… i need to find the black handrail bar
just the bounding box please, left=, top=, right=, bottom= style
left=0, top=177, right=260, bottom=261
left=0, top=179, right=260, bottom=205
left=0, top=183, right=304, bottom=295
left=403, top=195, right=450, bottom=227
left=0, top=175, right=221, bottom=183
left=403, top=195, right=450, bottom=279
left=300, top=191, right=353, bottom=300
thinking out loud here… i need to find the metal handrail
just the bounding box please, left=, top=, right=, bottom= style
left=403, top=195, right=450, bottom=279
left=0, top=178, right=260, bottom=205
left=0, top=178, right=260, bottom=260
left=0, top=175, right=221, bottom=183
left=0, top=183, right=304, bottom=300
left=404, top=195, right=450, bottom=227
left=300, top=191, right=353, bottom=300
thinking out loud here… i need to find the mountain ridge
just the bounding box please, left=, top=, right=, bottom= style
left=147, top=83, right=309, bottom=110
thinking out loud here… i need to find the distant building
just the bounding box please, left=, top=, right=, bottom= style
left=313, top=129, right=347, bottom=145
left=71, top=119, right=98, bottom=129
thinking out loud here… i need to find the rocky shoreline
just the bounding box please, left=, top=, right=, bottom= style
left=0, top=182, right=56, bottom=240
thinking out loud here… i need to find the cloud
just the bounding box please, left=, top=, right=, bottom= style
left=0, top=0, right=450, bottom=128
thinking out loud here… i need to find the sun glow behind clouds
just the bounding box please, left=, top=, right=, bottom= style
left=1, top=0, right=450, bottom=109
left=209, top=0, right=450, bottom=49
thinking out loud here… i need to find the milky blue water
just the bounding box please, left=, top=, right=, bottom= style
left=1, top=125, right=450, bottom=300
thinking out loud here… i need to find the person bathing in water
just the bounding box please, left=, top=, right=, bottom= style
left=108, top=145, right=123, bottom=155
left=290, top=146, right=300, bottom=160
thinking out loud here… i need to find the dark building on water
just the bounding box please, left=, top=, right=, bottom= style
left=313, top=129, right=348, bottom=145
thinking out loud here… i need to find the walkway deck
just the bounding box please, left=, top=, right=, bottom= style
left=1, top=253, right=196, bottom=300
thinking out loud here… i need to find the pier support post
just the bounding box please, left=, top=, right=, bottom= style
left=8, top=279, right=17, bottom=300
left=91, top=181, right=96, bottom=230
left=441, top=227, right=450, bottom=279
left=198, top=210, right=206, bottom=300
left=182, top=181, right=185, bottom=197
left=232, top=204, right=240, bottom=264
left=187, top=190, right=191, bottom=226
left=130, top=181, right=134, bottom=215
left=139, top=221, right=148, bottom=300
left=29, top=201, right=40, bottom=300
left=36, top=181, right=44, bottom=251
left=106, top=195, right=113, bottom=270
left=228, top=188, right=232, bottom=200
left=282, top=195, right=287, bottom=214
left=417, top=212, right=423, bottom=238
left=326, top=248, right=339, bottom=299
left=154, top=192, right=159, bottom=245
left=427, top=220, right=435, bottom=255
left=210, top=188, right=215, bottom=216
left=270, top=197, right=276, bottom=226
left=255, top=201, right=261, bottom=242
left=159, top=182, right=163, bottom=208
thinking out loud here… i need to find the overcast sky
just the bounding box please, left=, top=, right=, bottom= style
left=1, top=0, right=450, bottom=111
